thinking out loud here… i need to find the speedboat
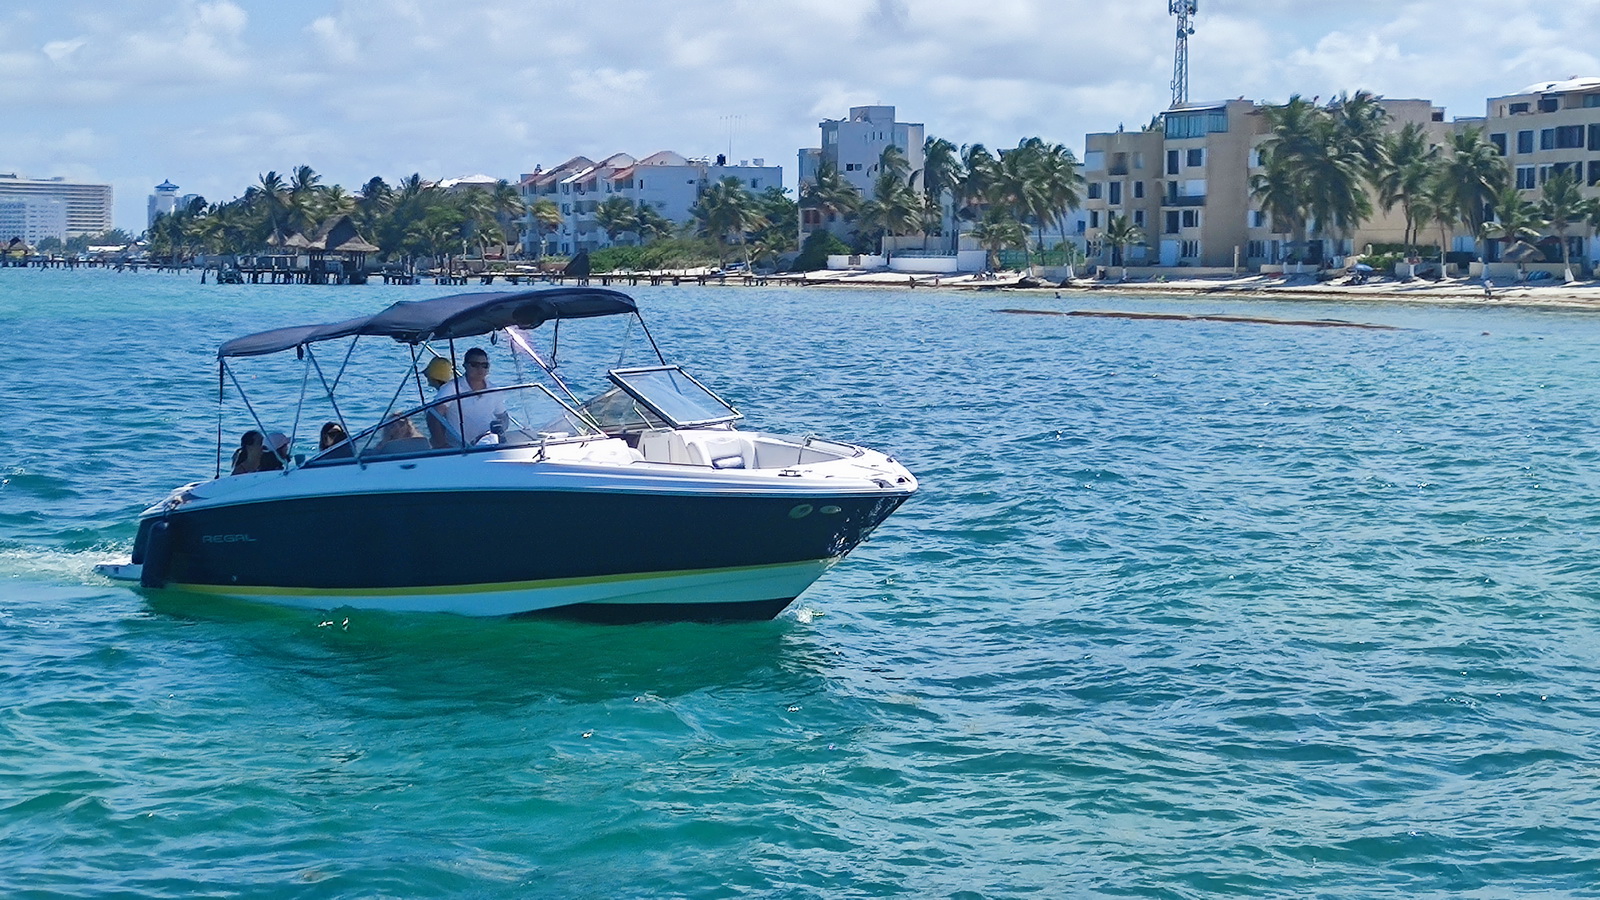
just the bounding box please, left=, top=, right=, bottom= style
left=96, top=288, right=917, bottom=622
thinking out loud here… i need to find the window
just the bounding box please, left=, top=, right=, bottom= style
left=1539, top=97, right=1560, bottom=112
left=1509, top=102, right=1531, bottom=114
left=1164, top=109, right=1229, bottom=138
left=1541, top=129, right=1555, bottom=150
left=1591, top=124, right=1600, bottom=151
left=1589, top=160, right=1600, bottom=187
left=1133, top=180, right=1145, bottom=199
left=1164, top=211, right=1180, bottom=234
left=1517, top=130, right=1534, bottom=154
left=1186, top=148, right=1204, bottom=167
left=1181, top=240, right=1200, bottom=258
left=750, top=179, right=760, bottom=188
left=561, top=203, right=571, bottom=215
left=1167, top=150, right=1180, bottom=175
left=1083, top=150, right=1106, bottom=171
left=1516, top=166, right=1536, bottom=190
left=1586, top=94, right=1600, bottom=108
left=1087, top=182, right=1102, bottom=200
left=1249, top=210, right=1267, bottom=228
left=1248, top=240, right=1265, bottom=258
left=1132, top=152, right=1144, bottom=170
left=1181, top=209, right=1200, bottom=228
left=1089, top=210, right=1100, bottom=228
left=1489, top=133, right=1507, bottom=155
left=1555, top=125, right=1584, bottom=149
left=1538, top=164, right=1552, bottom=185
left=1108, top=182, right=1122, bottom=205
left=1133, top=210, right=1145, bottom=227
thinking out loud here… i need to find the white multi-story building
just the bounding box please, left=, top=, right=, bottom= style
left=148, top=180, right=180, bottom=227
left=519, top=152, right=781, bottom=256
left=0, top=174, right=112, bottom=237
left=798, top=105, right=925, bottom=243
left=0, top=198, right=68, bottom=246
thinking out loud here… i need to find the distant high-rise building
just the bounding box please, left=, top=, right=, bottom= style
left=0, top=174, right=112, bottom=237
left=148, top=180, right=180, bottom=227
left=0, top=198, right=68, bottom=246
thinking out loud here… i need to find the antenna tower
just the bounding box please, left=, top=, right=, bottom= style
left=1169, top=0, right=1197, bottom=108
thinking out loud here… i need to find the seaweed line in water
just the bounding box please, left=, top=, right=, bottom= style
left=995, top=309, right=1402, bottom=331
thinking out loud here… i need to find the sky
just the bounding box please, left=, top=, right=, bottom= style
left=1, top=0, right=1596, bottom=232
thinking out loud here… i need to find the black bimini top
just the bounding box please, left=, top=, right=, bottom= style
left=218, top=287, right=639, bottom=359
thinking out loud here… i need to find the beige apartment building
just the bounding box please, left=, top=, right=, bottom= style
left=1083, top=98, right=1447, bottom=270
left=1476, top=77, right=1600, bottom=263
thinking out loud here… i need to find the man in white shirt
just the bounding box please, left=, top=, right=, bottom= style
left=431, top=347, right=508, bottom=445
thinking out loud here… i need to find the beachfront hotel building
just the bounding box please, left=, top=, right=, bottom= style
left=798, top=105, right=926, bottom=244
left=0, top=174, right=112, bottom=238
left=1477, top=77, right=1600, bottom=263
left=1082, top=98, right=1447, bottom=270
left=517, top=152, right=780, bottom=257
left=0, top=198, right=67, bottom=246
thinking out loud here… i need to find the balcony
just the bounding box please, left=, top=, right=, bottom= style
left=1166, top=194, right=1206, bottom=207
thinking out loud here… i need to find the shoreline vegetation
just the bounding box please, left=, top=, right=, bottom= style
left=9, top=90, right=1598, bottom=306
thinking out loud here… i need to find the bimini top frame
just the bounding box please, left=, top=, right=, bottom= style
left=210, top=287, right=665, bottom=477
left=218, top=287, right=656, bottom=359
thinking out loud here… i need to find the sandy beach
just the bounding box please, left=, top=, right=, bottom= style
left=785, top=267, right=1600, bottom=310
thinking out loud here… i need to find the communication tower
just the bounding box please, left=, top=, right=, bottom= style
left=1169, top=0, right=1197, bottom=108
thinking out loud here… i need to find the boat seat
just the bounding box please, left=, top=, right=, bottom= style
left=637, top=430, right=693, bottom=464
left=684, top=433, right=749, bottom=470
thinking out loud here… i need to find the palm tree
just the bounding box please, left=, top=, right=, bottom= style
left=288, top=165, right=323, bottom=233
left=957, top=143, right=998, bottom=225
left=629, top=202, right=674, bottom=246
left=1441, top=128, right=1511, bottom=263
left=799, top=161, right=861, bottom=232
left=1481, top=184, right=1545, bottom=280
left=1328, top=90, right=1391, bottom=178
left=969, top=206, right=1025, bottom=272
left=595, top=196, right=637, bottom=245
left=1539, top=169, right=1586, bottom=281
left=693, top=177, right=767, bottom=268
left=919, top=136, right=962, bottom=251
left=253, top=170, right=290, bottom=236
left=1035, top=142, right=1084, bottom=268
left=1417, top=169, right=1460, bottom=271
left=1101, top=214, right=1145, bottom=267
left=1251, top=151, right=1307, bottom=262
left=1376, top=122, right=1441, bottom=254
left=529, top=198, right=561, bottom=258
left=990, top=139, right=1052, bottom=269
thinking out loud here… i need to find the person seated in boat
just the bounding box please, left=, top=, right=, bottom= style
left=319, top=421, right=348, bottom=450
left=375, top=417, right=430, bottom=455
left=420, top=356, right=457, bottom=448
left=230, top=430, right=265, bottom=475
left=430, top=347, right=508, bottom=446
left=230, top=430, right=288, bottom=474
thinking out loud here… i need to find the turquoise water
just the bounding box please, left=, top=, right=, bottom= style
left=4, top=269, right=1600, bottom=897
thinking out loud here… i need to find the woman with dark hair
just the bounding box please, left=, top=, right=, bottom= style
left=319, top=421, right=348, bottom=450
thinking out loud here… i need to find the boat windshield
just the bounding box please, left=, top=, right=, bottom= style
left=306, top=383, right=600, bottom=466
left=607, top=366, right=742, bottom=429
